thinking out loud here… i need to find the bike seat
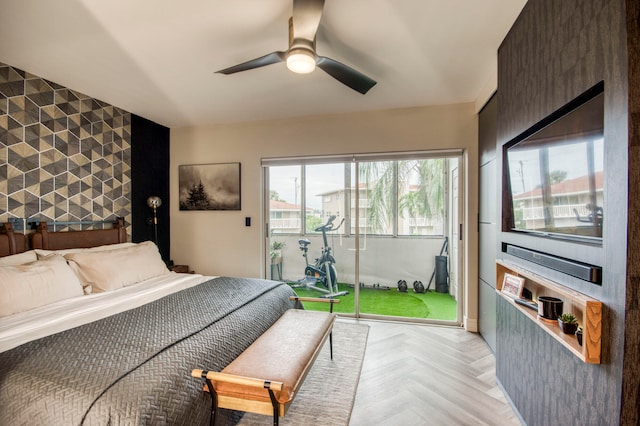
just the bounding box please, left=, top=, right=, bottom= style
left=298, top=238, right=311, bottom=247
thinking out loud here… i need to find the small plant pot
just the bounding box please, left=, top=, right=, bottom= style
left=576, top=330, right=583, bottom=346
left=558, top=318, right=578, bottom=335
left=538, top=296, right=563, bottom=320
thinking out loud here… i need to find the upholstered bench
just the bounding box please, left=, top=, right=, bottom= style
left=192, top=297, right=338, bottom=426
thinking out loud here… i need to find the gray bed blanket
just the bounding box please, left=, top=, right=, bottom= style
left=0, top=277, right=296, bottom=425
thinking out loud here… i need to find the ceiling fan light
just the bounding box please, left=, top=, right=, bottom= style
left=286, top=49, right=316, bottom=74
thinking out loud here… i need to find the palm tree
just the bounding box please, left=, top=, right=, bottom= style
left=359, top=161, right=395, bottom=233
left=359, top=159, right=445, bottom=234
left=409, top=158, right=444, bottom=219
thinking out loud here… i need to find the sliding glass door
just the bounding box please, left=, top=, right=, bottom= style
left=263, top=151, right=463, bottom=324
left=267, top=162, right=355, bottom=314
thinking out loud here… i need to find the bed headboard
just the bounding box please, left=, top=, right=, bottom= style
left=0, top=223, right=27, bottom=257
left=29, top=218, right=127, bottom=250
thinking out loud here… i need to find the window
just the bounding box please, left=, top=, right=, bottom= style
left=358, top=159, right=445, bottom=236
left=266, top=157, right=447, bottom=237
left=268, top=165, right=302, bottom=234
left=305, top=163, right=346, bottom=234
left=397, top=159, right=445, bottom=236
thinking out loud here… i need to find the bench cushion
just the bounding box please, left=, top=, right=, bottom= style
left=214, top=309, right=335, bottom=404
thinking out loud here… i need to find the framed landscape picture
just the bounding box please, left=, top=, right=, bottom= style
left=501, top=273, right=525, bottom=299
left=179, top=163, right=241, bottom=211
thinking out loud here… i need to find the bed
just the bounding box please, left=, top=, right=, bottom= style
left=0, top=222, right=27, bottom=256
left=0, top=220, right=296, bottom=425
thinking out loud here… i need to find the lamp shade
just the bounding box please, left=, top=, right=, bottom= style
left=286, top=49, right=316, bottom=74
left=147, top=195, right=162, bottom=208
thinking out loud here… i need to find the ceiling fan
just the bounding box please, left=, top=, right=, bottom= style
left=216, top=0, right=377, bottom=94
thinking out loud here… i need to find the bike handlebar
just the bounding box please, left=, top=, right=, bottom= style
left=314, top=215, right=343, bottom=233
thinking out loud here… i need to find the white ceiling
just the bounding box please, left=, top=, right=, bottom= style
left=0, top=0, right=526, bottom=128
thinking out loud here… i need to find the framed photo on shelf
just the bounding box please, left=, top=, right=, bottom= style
left=501, top=273, right=525, bottom=299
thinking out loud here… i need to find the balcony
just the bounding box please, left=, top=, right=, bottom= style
left=268, top=233, right=457, bottom=321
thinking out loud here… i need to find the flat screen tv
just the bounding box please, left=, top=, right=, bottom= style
left=504, top=82, right=604, bottom=244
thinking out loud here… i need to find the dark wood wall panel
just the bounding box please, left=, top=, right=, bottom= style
left=621, top=1, right=640, bottom=424
left=479, top=94, right=498, bottom=167
left=478, top=94, right=498, bottom=351
left=495, top=0, right=635, bottom=424
left=498, top=0, right=625, bottom=145
left=131, top=115, right=170, bottom=262
left=497, top=297, right=611, bottom=425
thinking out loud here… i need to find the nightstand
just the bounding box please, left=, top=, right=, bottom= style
left=170, top=264, right=194, bottom=274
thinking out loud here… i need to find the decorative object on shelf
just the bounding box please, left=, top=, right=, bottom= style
left=557, top=313, right=579, bottom=334
left=537, top=296, right=564, bottom=321
left=576, top=327, right=584, bottom=346
left=147, top=195, right=162, bottom=246
left=178, top=163, right=241, bottom=211
left=501, top=272, right=525, bottom=299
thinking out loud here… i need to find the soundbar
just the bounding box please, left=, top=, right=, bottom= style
left=502, top=243, right=602, bottom=285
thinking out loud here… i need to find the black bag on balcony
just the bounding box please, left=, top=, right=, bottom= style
left=435, top=255, right=449, bottom=293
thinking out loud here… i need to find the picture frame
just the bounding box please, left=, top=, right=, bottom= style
left=178, top=162, right=241, bottom=211
left=501, top=273, right=525, bottom=299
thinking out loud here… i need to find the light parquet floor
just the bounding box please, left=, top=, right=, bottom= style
left=347, top=319, right=523, bottom=426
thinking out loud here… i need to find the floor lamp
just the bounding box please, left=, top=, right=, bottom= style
left=147, top=195, right=162, bottom=247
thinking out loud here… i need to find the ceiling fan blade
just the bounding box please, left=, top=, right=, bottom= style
left=316, top=56, right=377, bottom=94
left=216, top=51, right=286, bottom=75
left=292, top=0, right=325, bottom=42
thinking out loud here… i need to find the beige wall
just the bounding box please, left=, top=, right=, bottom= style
left=170, top=102, right=480, bottom=328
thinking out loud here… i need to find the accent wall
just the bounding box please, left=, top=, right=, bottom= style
left=0, top=61, right=132, bottom=233
left=495, top=0, right=639, bottom=424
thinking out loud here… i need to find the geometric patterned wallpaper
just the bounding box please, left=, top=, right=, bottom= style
left=0, top=61, right=131, bottom=234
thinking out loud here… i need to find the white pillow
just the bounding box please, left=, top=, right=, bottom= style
left=64, top=241, right=169, bottom=293
left=35, top=242, right=137, bottom=258
left=0, top=250, right=38, bottom=266
left=0, top=254, right=85, bottom=317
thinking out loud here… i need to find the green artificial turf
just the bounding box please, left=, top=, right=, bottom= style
left=289, top=282, right=458, bottom=321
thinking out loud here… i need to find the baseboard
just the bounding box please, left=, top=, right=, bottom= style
left=464, top=316, right=478, bottom=332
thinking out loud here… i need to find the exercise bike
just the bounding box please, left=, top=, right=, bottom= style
left=292, top=215, right=349, bottom=298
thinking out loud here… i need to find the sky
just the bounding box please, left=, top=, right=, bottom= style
left=269, top=164, right=347, bottom=210
left=507, top=138, right=604, bottom=195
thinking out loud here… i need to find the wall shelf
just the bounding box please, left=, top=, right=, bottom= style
left=496, top=260, right=603, bottom=364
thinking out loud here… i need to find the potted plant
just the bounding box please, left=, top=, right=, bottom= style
left=576, top=326, right=583, bottom=346
left=270, top=241, right=285, bottom=264
left=270, top=241, right=285, bottom=281
left=557, top=313, right=579, bottom=335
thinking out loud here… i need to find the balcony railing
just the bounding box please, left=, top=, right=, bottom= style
left=270, top=218, right=301, bottom=229
left=520, top=204, right=590, bottom=220
left=406, top=217, right=444, bottom=227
